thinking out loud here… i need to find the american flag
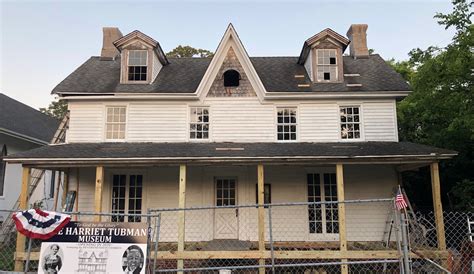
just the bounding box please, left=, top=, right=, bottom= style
left=395, top=187, right=408, bottom=210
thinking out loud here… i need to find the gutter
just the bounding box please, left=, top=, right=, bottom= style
left=0, top=128, right=49, bottom=146
left=58, top=91, right=411, bottom=101
left=5, top=153, right=457, bottom=165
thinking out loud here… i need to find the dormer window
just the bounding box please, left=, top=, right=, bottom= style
left=223, top=70, right=240, bottom=87
left=316, top=49, right=338, bottom=82
left=128, top=50, right=148, bottom=81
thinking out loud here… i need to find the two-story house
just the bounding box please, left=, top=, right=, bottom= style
left=7, top=24, right=456, bottom=273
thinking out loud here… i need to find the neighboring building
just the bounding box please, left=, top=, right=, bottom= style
left=6, top=24, right=456, bottom=272
left=0, top=93, right=61, bottom=222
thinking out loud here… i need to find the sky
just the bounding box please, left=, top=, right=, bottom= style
left=0, top=0, right=456, bottom=109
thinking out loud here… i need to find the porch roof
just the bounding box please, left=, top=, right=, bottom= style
left=5, top=142, right=456, bottom=166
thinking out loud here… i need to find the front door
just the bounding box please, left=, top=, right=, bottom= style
left=214, top=177, right=239, bottom=239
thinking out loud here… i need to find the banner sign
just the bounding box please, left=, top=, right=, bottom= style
left=38, top=221, right=148, bottom=274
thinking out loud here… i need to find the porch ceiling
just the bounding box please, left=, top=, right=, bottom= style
left=5, top=142, right=456, bottom=167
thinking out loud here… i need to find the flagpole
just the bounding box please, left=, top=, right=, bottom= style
left=24, top=237, right=32, bottom=274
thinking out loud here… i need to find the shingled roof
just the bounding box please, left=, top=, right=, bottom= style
left=6, top=142, right=457, bottom=165
left=52, top=54, right=410, bottom=95
left=0, top=94, right=60, bottom=144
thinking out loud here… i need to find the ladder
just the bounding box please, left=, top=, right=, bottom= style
left=382, top=187, right=426, bottom=245
left=0, top=113, right=69, bottom=240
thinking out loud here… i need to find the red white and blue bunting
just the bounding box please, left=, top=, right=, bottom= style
left=12, top=209, right=71, bottom=240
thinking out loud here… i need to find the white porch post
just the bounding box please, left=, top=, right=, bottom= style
left=257, top=164, right=266, bottom=274
left=94, top=166, right=104, bottom=222
left=336, top=164, right=348, bottom=274
left=177, top=164, right=187, bottom=273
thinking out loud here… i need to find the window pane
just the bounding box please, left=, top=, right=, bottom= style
left=339, top=106, right=361, bottom=140
left=277, top=108, right=297, bottom=141
left=189, top=107, right=209, bottom=139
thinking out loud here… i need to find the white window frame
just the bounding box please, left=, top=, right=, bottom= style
left=215, top=177, right=238, bottom=207
left=307, top=171, right=339, bottom=241
left=339, top=105, right=363, bottom=141
left=189, top=106, right=210, bottom=141
left=104, top=106, right=127, bottom=141
left=127, top=50, right=148, bottom=82
left=316, top=49, right=338, bottom=82
left=110, top=173, right=144, bottom=223
left=276, top=107, right=298, bottom=142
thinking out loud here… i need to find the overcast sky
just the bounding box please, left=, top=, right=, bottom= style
left=0, top=0, right=455, bottom=109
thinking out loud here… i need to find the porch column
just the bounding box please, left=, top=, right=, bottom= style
left=177, top=164, right=186, bottom=273
left=430, top=162, right=446, bottom=250
left=257, top=164, right=265, bottom=274
left=94, top=166, right=104, bottom=222
left=336, top=164, right=348, bottom=274
left=61, top=169, right=69, bottom=209
left=14, top=167, right=30, bottom=271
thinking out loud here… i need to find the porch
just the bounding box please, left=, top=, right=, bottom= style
left=6, top=141, right=455, bottom=273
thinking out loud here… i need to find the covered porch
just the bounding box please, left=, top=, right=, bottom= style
left=7, top=141, right=456, bottom=273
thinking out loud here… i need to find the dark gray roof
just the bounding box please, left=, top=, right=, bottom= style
left=7, top=142, right=456, bottom=165
left=252, top=55, right=411, bottom=92
left=52, top=54, right=410, bottom=95
left=0, top=94, right=60, bottom=143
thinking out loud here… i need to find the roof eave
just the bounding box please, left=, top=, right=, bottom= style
left=0, top=128, right=49, bottom=146
left=6, top=154, right=457, bottom=167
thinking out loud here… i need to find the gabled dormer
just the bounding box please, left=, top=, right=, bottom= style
left=102, top=29, right=169, bottom=84
left=298, top=28, right=349, bottom=83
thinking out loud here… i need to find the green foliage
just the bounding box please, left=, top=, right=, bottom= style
left=393, top=0, right=473, bottom=211
left=449, top=179, right=474, bottom=211
left=40, top=100, right=68, bottom=120
left=166, top=45, right=214, bottom=58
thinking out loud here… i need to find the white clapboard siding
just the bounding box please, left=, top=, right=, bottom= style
left=363, top=101, right=398, bottom=141
left=67, top=99, right=399, bottom=143
left=207, top=98, right=275, bottom=142
left=67, top=103, right=104, bottom=142
left=299, top=103, right=339, bottom=142
left=127, top=103, right=187, bottom=142
left=72, top=165, right=396, bottom=242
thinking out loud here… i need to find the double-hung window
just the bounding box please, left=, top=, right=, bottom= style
left=277, top=108, right=297, bottom=141
left=105, top=106, right=126, bottom=140
left=307, top=173, right=339, bottom=234
left=340, top=106, right=361, bottom=140
left=111, top=174, right=143, bottom=222
left=316, top=49, right=338, bottom=82
left=128, top=50, right=148, bottom=81
left=189, top=107, right=209, bottom=140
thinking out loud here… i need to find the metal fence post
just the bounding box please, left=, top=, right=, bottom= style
left=153, top=212, right=161, bottom=274
left=146, top=209, right=152, bottom=274
left=401, top=211, right=411, bottom=274
left=267, top=205, right=275, bottom=274
left=393, top=203, right=405, bottom=274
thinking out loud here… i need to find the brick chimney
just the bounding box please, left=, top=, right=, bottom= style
left=101, top=27, right=123, bottom=60
left=346, top=24, right=369, bottom=58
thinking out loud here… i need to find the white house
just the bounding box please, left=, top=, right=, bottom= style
left=0, top=93, right=62, bottom=223
left=6, top=24, right=456, bottom=272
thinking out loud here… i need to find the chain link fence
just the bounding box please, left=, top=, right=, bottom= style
left=0, top=205, right=472, bottom=273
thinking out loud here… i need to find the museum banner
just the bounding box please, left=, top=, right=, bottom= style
left=38, top=221, right=148, bottom=274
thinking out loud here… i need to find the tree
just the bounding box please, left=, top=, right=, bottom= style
left=393, top=0, right=473, bottom=211
left=166, top=45, right=214, bottom=58
left=40, top=100, right=68, bottom=120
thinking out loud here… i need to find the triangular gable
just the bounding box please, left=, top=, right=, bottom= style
left=196, top=24, right=267, bottom=100
left=114, top=30, right=169, bottom=65
left=298, top=28, right=350, bottom=65
left=207, top=47, right=257, bottom=97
